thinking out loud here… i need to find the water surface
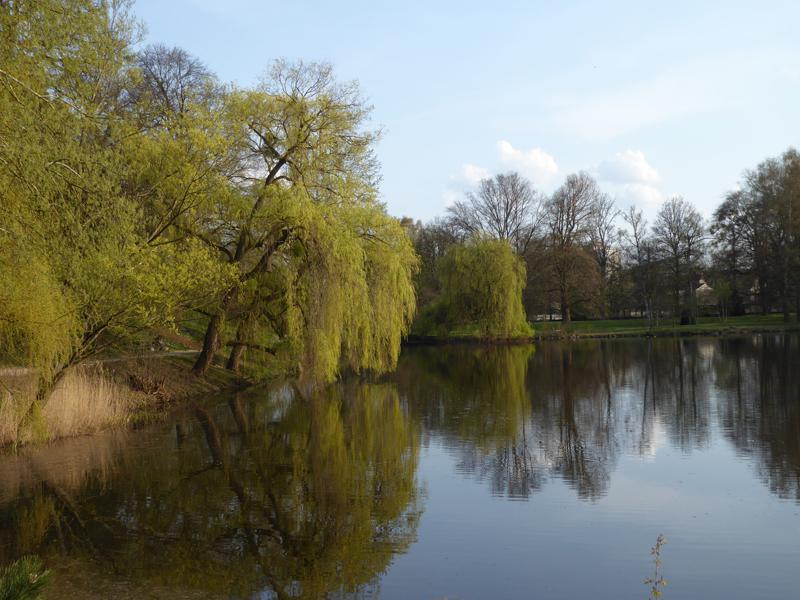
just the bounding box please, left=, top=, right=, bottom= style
left=1, top=335, right=799, bottom=598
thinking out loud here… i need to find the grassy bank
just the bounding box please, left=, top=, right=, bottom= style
left=534, top=314, right=800, bottom=339
left=406, top=314, right=800, bottom=344
left=0, top=355, right=246, bottom=448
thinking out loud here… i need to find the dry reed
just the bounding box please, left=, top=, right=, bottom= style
left=0, top=367, right=138, bottom=447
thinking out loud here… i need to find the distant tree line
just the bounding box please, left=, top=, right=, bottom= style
left=408, top=148, right=800, bottom=328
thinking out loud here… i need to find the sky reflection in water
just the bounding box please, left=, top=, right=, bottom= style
left=1, top=335, right=799, bottom=599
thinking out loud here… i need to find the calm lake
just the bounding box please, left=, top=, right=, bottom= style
left=2, top=335, right=800, bottom=599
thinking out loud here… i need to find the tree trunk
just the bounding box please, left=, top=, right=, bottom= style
left=226, top=341, right=246, bottom=372
left=34, top=369, right=66, bottom=406
left=193, top=313, right=223, bottom=376
left=225, top=320, right=247, bottom=372
left=18, top=366, right=70, bottom=427
left=229, top=393, right=249, bottom=436
left=560, top=288, right=571, bottom=327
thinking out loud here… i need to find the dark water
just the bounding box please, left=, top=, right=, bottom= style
left=2, top=336, right=800, bottom=599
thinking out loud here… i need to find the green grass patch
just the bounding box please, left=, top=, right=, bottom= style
left=534, top=314, right=799, bottom=338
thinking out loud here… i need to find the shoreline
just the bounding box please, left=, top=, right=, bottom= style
left=534, top=324, right=800, bottom=341
left=0, top=354, right=253, bottom=450
left=7, top=321, right=799, bottom=449
left=405, top=321, right=800, bottom=345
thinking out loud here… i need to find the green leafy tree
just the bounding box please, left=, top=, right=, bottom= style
left=418, top=238, right=531, bottom=337
left=0, top=1, right=233, bottom=406
left=189, top=62, right=417, bottom=382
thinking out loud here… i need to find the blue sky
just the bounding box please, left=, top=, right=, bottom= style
left=135, top=0, right=800, bottom=222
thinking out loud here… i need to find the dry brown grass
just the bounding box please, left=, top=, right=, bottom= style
left=0, top=374, right=35, bottom=447
left=42, top=368, right=135, bottom=441
left=0, top=367, right=139, bottom=447
left=0, top=354, right=243, bottom=448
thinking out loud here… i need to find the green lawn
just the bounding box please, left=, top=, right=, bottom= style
left=534, top=314, right=800, bottom=338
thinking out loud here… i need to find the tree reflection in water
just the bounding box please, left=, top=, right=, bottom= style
left=396, top=336, right=800, bottom=503
left=0, top=384, right=421, bottom=599
left=1, top=335, right=800, bottom=597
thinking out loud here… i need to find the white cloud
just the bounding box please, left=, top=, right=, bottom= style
left=496, top=140, right=559, bottom=184
left=598, top=150, right=660, bottom=184
left=452, top=163, right=490, bottom=185
left=617, top=183, right=664, bottom=207
left=596, top=150, right=663, bottom=210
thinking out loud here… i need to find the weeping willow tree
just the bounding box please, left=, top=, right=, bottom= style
left=216, top=187, right=417, bottom=383
left=190, top=62, right=418, bottom=383
left=415, top=237, right=532, bottom=337
left=1, top=1, right=417, bottom=409
left=0, top=1, right=233, bottom=405
left=280, top=201, right=417, bottom=382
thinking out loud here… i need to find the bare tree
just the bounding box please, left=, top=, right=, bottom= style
left=652, top=196, right=705, bottom=323
left=408, top=217, right=461, bottom=306
left=710, top=190, right=751, bottom=316
left=136, top=44, right=217, bottom=118
left=622, top=206, right=661, bottom=323
left=544, top=172, right=602, bottom=325
left=447, top=172, right=542, bottom=253
left=741, top=148, right=800, bottom=320
left=589, top=194, right=620, bottom=317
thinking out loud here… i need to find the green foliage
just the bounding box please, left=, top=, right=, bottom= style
left=187, top=62, right=417, bottom=383
left=0, top=0, right=237, bottom=402
left=0, top=556, right=50, bottom=600
left=417, top=238, right=532, bottom=337
left=0, top=250, right=79, bottom=382
left=237, top=189, right=418, bottom=382
left=0, top=1, right=417, bottom=397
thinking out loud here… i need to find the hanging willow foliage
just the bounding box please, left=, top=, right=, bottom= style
left=243, top=189, right=418, bottom=383
left=434, top=237, right=532, bottom=337
left=0, top=248, right=80, bottom=383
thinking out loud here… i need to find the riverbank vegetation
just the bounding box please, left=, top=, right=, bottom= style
left=0, top=0, right=417, bottom=438
left=0, top=357, right=243, bottom=447
left=534, top=313, right=799, bottom=339
left=0, top=555, right=49, bottom=600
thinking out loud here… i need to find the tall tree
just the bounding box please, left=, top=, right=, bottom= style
left=711, top=190, right=750, bottom=316
left=544, top=172, right=602, bottom=325
left=622, top=206, right=661, bottom=322
left=190, top=61, right=417, bottom=382
left=652, top=196, right=705, bottom=324
left=447, top=172, right=542, bottom=254
left=0, top=0, right=230, bottom=404
left=432, top=238, right=531, bottom=337
left=407, top=218, right=460, bottom=307
left=741, top=148, right=800, bottom=320
left=589, top=193, right=620, bottom=317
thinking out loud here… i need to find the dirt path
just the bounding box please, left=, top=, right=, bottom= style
left=0, top=350, right=200, bottom=378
